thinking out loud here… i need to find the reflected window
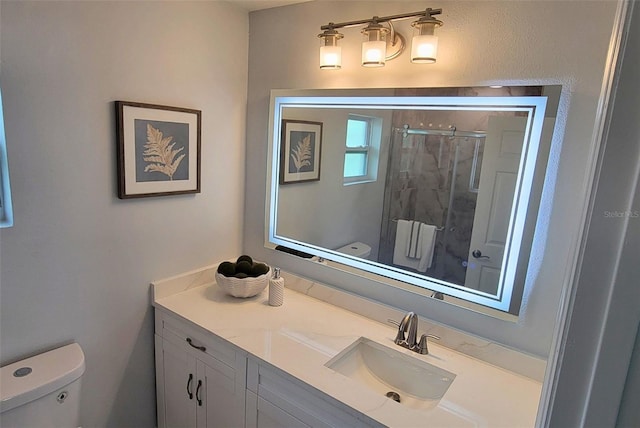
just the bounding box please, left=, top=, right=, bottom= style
left=343, top=114, right=381, bottom=184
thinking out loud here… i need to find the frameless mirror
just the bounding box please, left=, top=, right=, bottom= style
left=266, top=87, right=558, bottom=314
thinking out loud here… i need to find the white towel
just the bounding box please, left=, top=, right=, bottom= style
left=406, top=221, right=422, bottom=259
left=393, top=220, right=421, bottom=271
left=394, top=221, right=437, bottom=273
left=417, top=223, right=437, bottom=272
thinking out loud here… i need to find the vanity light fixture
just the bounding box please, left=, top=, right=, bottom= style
left=318, top=7, right=443, bottom=69
left=318, top=28, right=344, bottom=69
left=361, top=21, right=390, bottom=67
left=410, top=9, right=443, bottom=63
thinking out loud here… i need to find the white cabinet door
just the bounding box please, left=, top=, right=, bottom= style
left=156, top=312, right=247, bottom=428
left=246, top=360, right=378, bottom=428
left=197, top=355, right=245, bottom=428
left=156, top=336, right=197, bottom=428
left=256, top=396, right=310, bottom=428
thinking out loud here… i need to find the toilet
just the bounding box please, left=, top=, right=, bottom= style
left=0, top=343, right=85, bottom=428
left=335, top=241, right=372, bottom=259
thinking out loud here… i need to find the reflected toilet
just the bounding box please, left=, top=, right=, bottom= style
left=335, top=242, right=371, bottom=259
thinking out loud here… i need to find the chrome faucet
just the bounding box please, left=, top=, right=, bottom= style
left=389, top=311, right=440, bottom=355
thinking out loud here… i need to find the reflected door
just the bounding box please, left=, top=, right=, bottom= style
left=465, top=117, right=527, bottom=293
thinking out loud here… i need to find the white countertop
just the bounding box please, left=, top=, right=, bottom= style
left=152, top=273, right=542, bottom=427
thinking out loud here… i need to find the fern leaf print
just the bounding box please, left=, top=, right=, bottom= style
left=141, top=123, right=186, bottom=180
left=290, top=134, right=312, bottom=173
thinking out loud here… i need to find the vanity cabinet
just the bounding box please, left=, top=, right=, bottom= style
left=154, top=310, right=379, bottom=428
left=245, top=360, right=379, bottom=428
left=155, top=312, right=246, bottom=428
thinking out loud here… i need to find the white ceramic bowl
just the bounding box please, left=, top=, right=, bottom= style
left=215, top=267, right=271, bottom=298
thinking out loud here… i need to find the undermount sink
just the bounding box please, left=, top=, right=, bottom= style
left=325, top=337, right=456, bottom=410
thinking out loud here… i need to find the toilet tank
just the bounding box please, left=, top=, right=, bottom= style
left=0, top=343, right=85, bottom=428
left=335, top=241, right=372, bottom=259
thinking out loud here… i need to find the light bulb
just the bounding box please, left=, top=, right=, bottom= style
left=318, top=28, right=343, bottom=70
left=362, top=41, right=386, bottom=67
left=320, top=45, right=342, bottom=69
left=361, top=23, right=388, bottom=67
left=411, top=34, right=438, bottom=63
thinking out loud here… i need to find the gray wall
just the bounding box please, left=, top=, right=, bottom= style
left=243, top=1, right=619, bottom=358
left=0, top=2, right=248, bottom=426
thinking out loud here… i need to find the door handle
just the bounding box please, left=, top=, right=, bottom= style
left=472, top=250, right=490, bottom=260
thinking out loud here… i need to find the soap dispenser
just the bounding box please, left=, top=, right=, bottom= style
left=269, top=267, right=284, bottom=307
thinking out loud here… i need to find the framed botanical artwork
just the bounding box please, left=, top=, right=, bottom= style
left=279, top=119, right=323, bottom=185
left=115, top=101, right=201, bottom=199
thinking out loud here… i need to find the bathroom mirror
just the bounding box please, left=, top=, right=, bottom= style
left=266, top=87, right=558, bottom=314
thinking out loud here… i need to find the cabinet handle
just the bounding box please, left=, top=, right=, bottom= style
left=186, top=337, right=207, bottom=352
left=186, top=373, right=193, bottom=399
left=196, top=379, right=203, bottom=406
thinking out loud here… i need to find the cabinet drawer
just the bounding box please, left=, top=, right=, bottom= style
left=157, top=311, right=236, bottom=368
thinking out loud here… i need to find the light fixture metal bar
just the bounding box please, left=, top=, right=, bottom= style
left=320, top=8, right=441, bottom=31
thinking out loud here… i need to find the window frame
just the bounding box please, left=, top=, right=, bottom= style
left=343, top=114, right=380, bottom=185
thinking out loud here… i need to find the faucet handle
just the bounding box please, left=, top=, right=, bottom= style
left=387, top=318, right=404, bottom=344
left=417, top=334, right=440, bottom=355
left=388, top=312, right=414, bottom=345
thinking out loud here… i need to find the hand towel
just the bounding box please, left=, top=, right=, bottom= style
left=393, top=220, right=421, bottom=270
left=406, top=221, right=422, bottom=259
left=417, top=223, right=437, bottom=272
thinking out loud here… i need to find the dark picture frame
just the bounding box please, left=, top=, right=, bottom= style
left=279, top=119, right=323, bottom=185
left=115, top=101, right=201, bottom=199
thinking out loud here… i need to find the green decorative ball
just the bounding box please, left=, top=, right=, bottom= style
left=250, top=263, right=270, bottom=277
left=217, top=261, right=236, bottom=277
left=235, top=260, right=253, bottom=275
left=236, top=254, right=253, bottom=265
left=234, top=272, right=248, bottom=279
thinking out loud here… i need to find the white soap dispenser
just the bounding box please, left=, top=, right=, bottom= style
left=269, top=267, right=284, bottom=307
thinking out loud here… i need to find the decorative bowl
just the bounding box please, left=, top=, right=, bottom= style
left=215, top=267, right=271, bottom=298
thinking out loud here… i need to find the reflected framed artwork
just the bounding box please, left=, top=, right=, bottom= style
left=279, top=119, right=322, bottom=185
left=116, top=101, right=201, bottom=199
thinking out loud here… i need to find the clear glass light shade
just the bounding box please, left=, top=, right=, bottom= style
left=411, top=34, right=438, bottom=63
left=362, top=40, right=386, bottom=67
left=320, top=45, right=342, bottom=69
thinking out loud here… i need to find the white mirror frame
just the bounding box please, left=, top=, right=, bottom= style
left=266, top=91, right=548, bottom=312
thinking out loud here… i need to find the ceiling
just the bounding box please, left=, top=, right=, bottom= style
left=229, top=0, right=311, bottom=12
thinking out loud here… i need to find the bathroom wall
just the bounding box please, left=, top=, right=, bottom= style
left=0, top=2, right=248, bottom=426
left=243, top=1, right=619, bottom=358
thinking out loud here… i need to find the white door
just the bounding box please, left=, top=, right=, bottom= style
left=464, top=116, right=527, bottom=294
